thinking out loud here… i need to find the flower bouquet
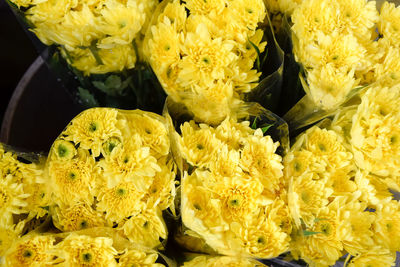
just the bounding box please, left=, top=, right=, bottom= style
left=6, top=0, right=166, bottom=111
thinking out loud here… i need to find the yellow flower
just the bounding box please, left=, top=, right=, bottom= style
left=118, top=249, right=163, bottom=267
left=3, top=234, right=55, bottom=267
left=0, top=150, right=42, bottom=184
left=97, top=182, right=144, bottom=223
left=177, top=24, right=236, bottom=88
left=291, top=0, right=340, bottom=41
left=143, top=157, right=176, bottom=211
left=24, top=182, right=52, bottom=219
left=64, top=43, right=136, bottom=75
left=336, top=0, right=378, bottom=40
left=26, top=0, right=74, bottom=24
left=291, top=201, right=343, bottom=267
left=124, top=112, right=170, bottom=158
left=351, top=84, right=400, bottom=178
left=277, top=0, right=302, bottom=15
left=288, top=172, right=332, bottom=227
left=184, top=0, right=226, bottom=17
left=56, top=234, right=117, bottom=267
left=210, top=146, right=242, bottom=178
left=32, top=5, right=102, bottom=50
left=378, top=2, right=400, bottom=48
left=148, top=19, right=181, bottom=72
left=120, top=208, right=167, bottom=249
left=9, top=0, right=46, bottom=8
left=354, top=171, right=392, bottom=208
left=48, top=150, right=95, bottom=205
left=178, top=121, right=222, bottom=168
left=99, top=136, right=160, bottom=189
left=0, top=176, right=29, bottom=226
left=214, top=176, right=263, bottom=222
left=227, top=0, right=266, bottom=32
left=348, top=248, right=395, bottom=267
left=231, top=209, right=289, bottom=258
left=182, top=255, right=260, bottom=267
left=284, top=150, right=324, bottom=178
left=373, top=200, right=400, bottom=252
left=214, top=118, right=254, bottom=150
left=0, top=222, right=24, bottom=256
left=157, top=0, right=187, bottom=31
left=337, top=200, right=375, bottom=255
left=51, top=140, right=77, bottom=160
left=52, top=203, right=106, bottom=232
left=182, top=171, right=224, bottom=229
left=97, top=0, right=145, bottom=49
left=306, top=65, right=359, bottom=110
left=64, top=108, right=121, bottom=157
left=240, top=129, right=283, bottom=193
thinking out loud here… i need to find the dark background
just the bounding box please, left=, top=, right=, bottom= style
left=0, top=0, right=37, bottom=126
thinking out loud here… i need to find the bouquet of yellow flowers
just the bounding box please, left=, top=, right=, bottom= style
left=144, top=0, right=284, bottom=124
left=6, top=0, right=166, bottom=111
left=46, top=108, right=177, bottom=249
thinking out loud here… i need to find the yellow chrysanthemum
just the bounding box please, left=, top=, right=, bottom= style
left=0, top=151, right=42, bottom=184
left=9, top=0, right=46, bottom=8
left=55, top=234, right=117, bottom=267
left=184, top=0, right=226, bottom=17
left=177, top=24, right=236, bottom=88
left=240, top=129, right=283, bottom=192
left=120, top=208, right=167, bottom=249
left=231, top=209, right=289, bottom=258
left=3, top=234, right=55, bottom=267
left=178, top=121, right=222, bottom=168
left=0, top=176, right=29, bottom=226
left=64, top=108, right=121, bottom=157
left=0, top=222, right=24, bottom=256
left=284, top=150, right=325, bottom=178
left=118, top=249, right=164, bottom=267
left=214, top=118, right=254, bottom=150
left=97, top=182, right=144, bottom=223
left=348, top=248, right=395, bottom=267
left=124, top=112, right=170, bottom=158
left=51, top=139, right=77, bottom=161
left=99, top=136, right=160, bottom=189
left=291, top=0, right=340, bottom=41
left=291, top=202, right=343, bottom=267
left=210, top=146, right=242, bottom=178
left=97, top=0, right=145, bottom=49
left=373, top=200, right=400, bottom=252
left=48, top=151, right=95, bottom=205
left=32, top=5, right=102, bottom=49
left=379, top=2, right=400, bottom=48
left=26, top=0, right=75, bottom=24
left=288, top=172, right=332, bottom=227
left=143, top=157, right=176, bottom=211
left=182, top=255, right=261, bottom=267
left=354, top=171, right=392, bottom=208
left=157, top=0, right=187, bottom=31
left=351, top=84, right=400, bottom=179
left=148, top=19, right=181, bottom=72
left=337, top=200, right=375, bottom=255
left=24, top=181, right=52, bottom=219
left=214, top=176, right=263, bottom=222
left=183, top=172, right=224, bottom=229
left=52, top=203, right=106, bottom=232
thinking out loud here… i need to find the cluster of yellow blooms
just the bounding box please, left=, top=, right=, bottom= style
left=0, top=144, right=49, bottom=258
left=145, top=0, right=267, bottom=124
left=182, top=255, right=267, bottom=267
left=46, top=108, right=176, bottom=249
left=285, top=100, right=399, bottom=267
left=1, top=230, right=165, bottom=266
left=10, top=0, right=158, bottom=75
left=177, top=118, right=291, bottom=258
left=290, top=0, right=400, bottom=110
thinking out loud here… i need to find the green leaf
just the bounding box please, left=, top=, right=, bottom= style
left=105, top=75, right=122, bottom=89
left=248, top=39, right=261, bottom=72
left=251, top=117, right=258, bottom=129
left=89, top=44, right=103, bottom=65
left=260, top=123, right=273, bottom=134
left=261, top=47, right=268, bottom=70
left=78, top=87, right=99, bottom=107
left=92, top=81, right=108, bottom=92
left=303, top=230, right=322, bottom=236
